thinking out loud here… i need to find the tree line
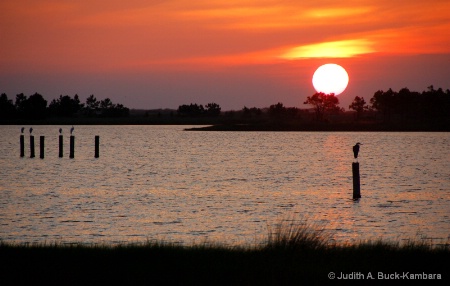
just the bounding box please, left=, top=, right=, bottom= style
left=177, top=103, right=221, bottom=116
left=369, top=86, right=450, bottom=121
left=0, top=93, right=129, bottom=119
left=249, top=86, right=449, bottom=123
left=176, top=86, right=449, bottom=123
left=304, top=85, right=449, bottom=122
left=2, top=86, right=449, bottom=123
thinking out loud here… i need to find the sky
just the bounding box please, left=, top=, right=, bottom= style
left=1, top=0, right=450, bottom=110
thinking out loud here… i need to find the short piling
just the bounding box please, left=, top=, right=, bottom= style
left=20, top=135, right=25, bottom=157
left=95, top=136, right=99, bottom=158
left=59, top=135, right=63, bottom=158
left=40, top=136, right=45, bottom=159
left=69, top=135, right=75, bottom=159
left=30, top=135, right=35, bottom=158
left=352, top=162, right=361, bottom=199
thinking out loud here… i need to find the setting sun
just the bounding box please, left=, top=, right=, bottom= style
left=312, top=64, right=349, bottom=95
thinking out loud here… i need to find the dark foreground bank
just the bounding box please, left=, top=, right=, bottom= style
left=1, top=221, right=449, bottom=286
left=1, top=241, right=448, bottom=285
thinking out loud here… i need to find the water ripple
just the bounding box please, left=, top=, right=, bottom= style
left=1, top=126, right=449, bottom=245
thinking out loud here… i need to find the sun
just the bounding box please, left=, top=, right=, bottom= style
left=312, top=64, right=349, bottom=95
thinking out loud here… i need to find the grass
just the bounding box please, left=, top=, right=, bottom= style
left=1, top=219, right=449, bottom=285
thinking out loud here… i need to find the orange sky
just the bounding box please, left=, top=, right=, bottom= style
left=1, top=0, right=450, bottom=109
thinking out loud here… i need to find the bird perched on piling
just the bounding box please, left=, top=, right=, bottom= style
left=21, top=127, right=25, bottom=133
left=353, top=143, right=362, bottom=160
left=29, top=127, right=33, bottom=134
left=59, top=128, right=62, bottom=134
left=70, top=126, right=74, bottom=135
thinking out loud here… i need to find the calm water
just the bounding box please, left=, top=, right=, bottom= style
left=1, top=125, right=449, bottom=245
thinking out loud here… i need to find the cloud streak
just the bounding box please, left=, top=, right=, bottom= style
left=281, top=39, right=375, bottom=59
left=1, top=0, right=449, bottom=72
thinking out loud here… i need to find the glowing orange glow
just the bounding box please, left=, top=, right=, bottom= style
left=368, top=26, right=450, bottom=55
left=305, top=7, right=372, bottom=18
left=1, top=0, right=449, bottom=72
left=282, top=40, right=375, bottom=59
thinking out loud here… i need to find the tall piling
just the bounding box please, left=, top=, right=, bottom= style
left=59, top=135, right=63, bottom=158
left=30, top=135, right=35, bottom=158
left=69, top=135, right=75, bottom=158
left=95, top=136, right=99, bottom=158
left=20, top=135, right=25, bottom=157
left=40, top=136, right=45, bottom=159
left=352, top=162, right=361, bottom=199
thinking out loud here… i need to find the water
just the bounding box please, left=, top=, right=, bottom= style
left=1, top=125, right=449, bottom=245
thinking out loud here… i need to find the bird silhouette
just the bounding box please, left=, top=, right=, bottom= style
left=70, top=126, right=74, bottom=135
left=59, top=128, right=62, bottom=134
left=29, top=127, right=33, bottom=134
left=21, top=127, right=25, bottom=133
left=353, top=143, right=362, bottom=160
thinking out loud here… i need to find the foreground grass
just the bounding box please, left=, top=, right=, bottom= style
left=1, top=221, right=449, bottom=285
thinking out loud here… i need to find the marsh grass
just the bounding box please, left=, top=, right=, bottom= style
left=265, top=217, right=332, bottom=251
left=1, top=218, right=449, bottom=285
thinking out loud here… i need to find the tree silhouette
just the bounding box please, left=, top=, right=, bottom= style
left=304, top=92, right=340, bottom=121
left=100, top=98, right=113, bottom=110
left=0, top=93, right=16, bottom=119
left=97, top=98, right=129, bottom=117
left=15, top=93, right=28, bottom=116
left=205, top=103, right=221, bottom=116
left=269, top=102, right=286, bottom=117
left=177, top=103, right=205, bottom=116
left=27, top=93, right=48, bottom=119
left=242, top=106, right=262, bottom=117
left=84, top=94, right=100, bottom=116
left=103, top=103, right=129, bottom=117
left=396, top=88, right=419, bottom=120
left=369, top=86, right=450, bottom=123
left=268, top=102, right=301, bottom=120
left=14, top=93, right=47, bottom=119
left=370, top=88, right=395, bottom=121
left=48, top=94, right=84, bottom=117
left=0, top=92, right=130, bottom=120
left=349, top=96, right=368, bottom=120
left=420, top=85, right=450, bottom=118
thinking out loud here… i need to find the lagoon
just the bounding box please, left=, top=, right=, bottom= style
left=0, top=125, right=449, bottom=245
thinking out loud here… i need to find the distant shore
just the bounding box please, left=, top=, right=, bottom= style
left=1, top=116, right=449, bottom=132
left=184, top=122, right=450, bottom=132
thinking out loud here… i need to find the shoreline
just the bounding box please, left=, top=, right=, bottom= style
left=184, top=122, right=450, bottom=132
left=1, top=236, right=448, bottom=285
left=1, top=119, right=449, bottom=132
left=2, top=217, right=449, bottom=285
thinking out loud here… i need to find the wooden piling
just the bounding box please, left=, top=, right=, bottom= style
left=30, top=136, right=35, bottom=158
left=95, top=136, right=99, bottom=158
left=69, top=135, right=75, bottom=158
left=40, top=136, right=45, bottom=159
left=59, top=135, right=63, bottom=158
left=20, top=135, right=25, bottom=157
left=352, top=162, right=361, bottom=199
